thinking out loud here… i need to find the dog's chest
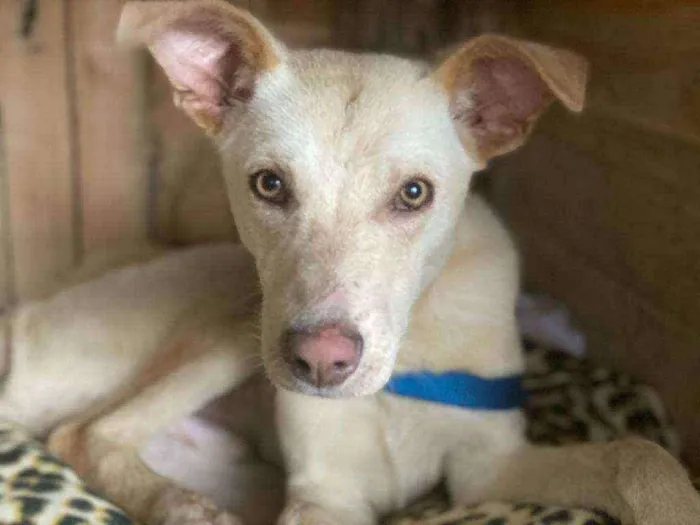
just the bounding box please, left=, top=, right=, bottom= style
left=277, top=390, right=509, bottom=513
left=374, top=395, right=456, bottom=507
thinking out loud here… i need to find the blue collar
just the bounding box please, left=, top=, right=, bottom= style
left=383, top=370, right=525, bottom=410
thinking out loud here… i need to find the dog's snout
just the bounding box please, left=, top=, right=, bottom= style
left=283, top=325, right=363, bottom=388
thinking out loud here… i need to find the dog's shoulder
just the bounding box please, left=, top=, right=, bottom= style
left=455, top=195, right=518, bottom=271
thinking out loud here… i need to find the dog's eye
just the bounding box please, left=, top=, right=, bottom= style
left=394, top=179, right=433, bottom=212
left=250, top=170, right=289, bottom=205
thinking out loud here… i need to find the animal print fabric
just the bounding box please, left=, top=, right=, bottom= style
left=386, top=498, right=620, bottom=525
left=0, top=342, right=691, bottom=525
left=0, top=422, right=131, bottom=525
left=521, top=341, right=679, bottom=453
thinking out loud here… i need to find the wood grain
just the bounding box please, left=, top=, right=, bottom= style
left=493, top=117, right=700, bottom=329
left=0, top=0, right=76, bottom=301
left=69, top=0, right=149, bottom=255
left=513, top=2, right=700, bottom=142
left=0, top=105, right=13, bottom=311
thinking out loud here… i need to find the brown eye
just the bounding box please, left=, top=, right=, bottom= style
left=250, top=170, right=288, bottom=205
left=395, top=178, right=433, bottom=212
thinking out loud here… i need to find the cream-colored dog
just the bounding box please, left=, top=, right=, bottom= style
left=1, top=1, right=699, bottom=524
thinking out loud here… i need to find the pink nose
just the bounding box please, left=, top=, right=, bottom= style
left=283, top=324, right=363, bottom=388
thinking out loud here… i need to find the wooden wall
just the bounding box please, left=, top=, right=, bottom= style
left=0, top=0, right=148, bottom=307
left=487, top=0, right=700, bottom=472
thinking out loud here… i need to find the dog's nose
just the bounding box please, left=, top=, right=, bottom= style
left=283, top=324, right=363, bottom=388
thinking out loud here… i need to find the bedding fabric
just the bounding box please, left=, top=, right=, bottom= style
left=0, top=341, right=693, bottom=525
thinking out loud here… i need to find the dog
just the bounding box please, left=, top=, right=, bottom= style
left=1, top=1, right=699, bottom=524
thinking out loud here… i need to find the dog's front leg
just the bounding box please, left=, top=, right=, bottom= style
left=278, top=456, right=377, bottom=525
left=278, top=500, right=374, bottom=525
left=275, top=392, right=385, bottom=525
left=48, top=313, right=260, bottom=525
left=447, top=438, right=700, bottom=525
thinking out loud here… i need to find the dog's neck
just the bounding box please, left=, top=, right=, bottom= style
left=395, top=197, right=524, bottom=378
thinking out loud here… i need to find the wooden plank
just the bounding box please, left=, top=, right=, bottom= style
left=535, top=0, right=700, bottom=15
left=445, top=0, right=517, bottom=41
left=0, top=107, right=13, bottom=312
left=69, top=0, right=149, bottom=255
left=491, top=116, right=700, bottom=333
left=499, top=2, right=700, bottom=142
left=247, top=0, right=334, bottom=48
left=0, top=0, right=76, bottom=301
left=329, top=0, right=443, bottom=53
left=516, top=3, right=700, bottom=65
left=264, top=0, right=334, bottom=29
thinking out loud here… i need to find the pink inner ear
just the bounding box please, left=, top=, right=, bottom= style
left=152, top=28, right=231, bottom=103
left=150, top=22, right=251, bottom=115
left=467, top=57, right=550, bottom=139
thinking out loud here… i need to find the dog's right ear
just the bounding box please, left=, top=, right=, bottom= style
left=435, top=35, right=588, bottom=165
left=118, top=0, right=285, bottom=135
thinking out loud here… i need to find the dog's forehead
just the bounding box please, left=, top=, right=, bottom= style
left=247, top=50, right=458, bottom=175
left=289, top=50, right=434, bottom=115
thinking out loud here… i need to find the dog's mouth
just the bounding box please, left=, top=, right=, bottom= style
left=270, top=366, right=393, bottom=399
left=279, top=378, right=359, bottom=399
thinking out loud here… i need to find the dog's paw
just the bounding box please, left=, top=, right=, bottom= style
left=159, top=488, right=242, bottom=525
left=278, top=501, right=350, bottom=525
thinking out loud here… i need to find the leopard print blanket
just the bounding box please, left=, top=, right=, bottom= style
left=0, top=342, right=693, bottom=525
left=0, top=423, right=131, bottom=525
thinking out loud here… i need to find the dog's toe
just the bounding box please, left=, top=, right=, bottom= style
left=278, top=501, right=343, bottom=525
left=160, top=488, right=242, bottom=525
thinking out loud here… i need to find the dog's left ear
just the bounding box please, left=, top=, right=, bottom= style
left=435, top=34, right=588, bottom=164
left=118, top=0, right=285, bottom=135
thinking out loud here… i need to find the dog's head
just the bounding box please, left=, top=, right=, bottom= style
left=119, top=0, right=587, bottom=397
